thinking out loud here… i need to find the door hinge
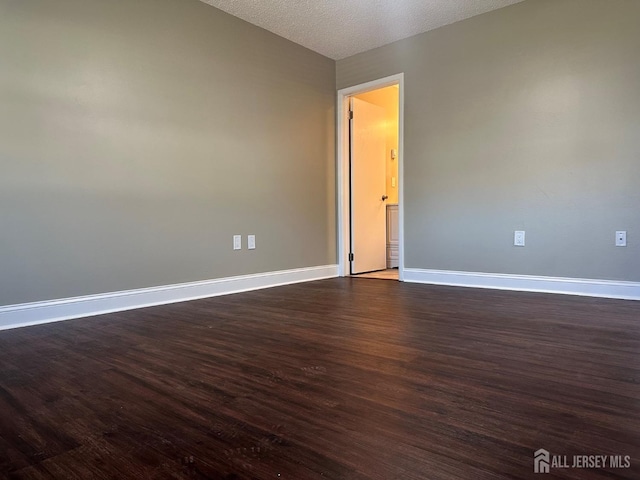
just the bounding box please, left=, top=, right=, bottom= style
left=348, top=253, right=354, bottom=261
left=348, top=110, right=353, bottom=120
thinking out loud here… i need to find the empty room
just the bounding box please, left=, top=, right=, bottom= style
left=1, top=0, right=639, bottom=478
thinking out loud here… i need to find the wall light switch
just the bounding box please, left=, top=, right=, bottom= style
left=233, top=235, right=242, bottom=250
left=248, top=235, right=256, bottom=250
left=391, top=177, right=396, bottom=188
left=616, top=231, right=627, bottom=247
left=514, top=231, right=525, bottom=247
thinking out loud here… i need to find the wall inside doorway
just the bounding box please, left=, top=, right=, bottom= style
left=354, top=86, right=399, bottom=204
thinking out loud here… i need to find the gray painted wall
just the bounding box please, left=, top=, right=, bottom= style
left=0, top=0, right=336, bottom=306
left=337, top=0, right=640, bottom=282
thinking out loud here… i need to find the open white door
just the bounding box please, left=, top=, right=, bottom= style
left=350, top=97, right=388, bottom=274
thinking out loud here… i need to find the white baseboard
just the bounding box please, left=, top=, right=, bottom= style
left=0, top=265, right=339, bottom=331
left=403, top=268, right=640, bottom=301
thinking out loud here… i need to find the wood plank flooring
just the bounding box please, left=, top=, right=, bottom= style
left=0, top=278, right=639, bottom=479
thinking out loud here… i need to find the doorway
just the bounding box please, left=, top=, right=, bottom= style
left=337, top=74, right=404, bottom=281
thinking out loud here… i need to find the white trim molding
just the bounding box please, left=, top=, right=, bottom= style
left=336, top=73, right=405, bottom=280
left=403, top=268, right=640, bottom=301
left=0, top=265, right=339, bottom=331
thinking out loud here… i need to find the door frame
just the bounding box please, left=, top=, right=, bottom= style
left=336, top=73, right=405, bottom=280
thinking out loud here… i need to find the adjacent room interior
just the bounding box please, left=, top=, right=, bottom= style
left=349, top=84, right=400, bottom=281
left=1, top=0, right=639, bottom=478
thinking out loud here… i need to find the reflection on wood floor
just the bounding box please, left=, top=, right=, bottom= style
left=353, top=268, right=399, bottom=280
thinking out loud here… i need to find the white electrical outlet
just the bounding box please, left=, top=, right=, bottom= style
left=248, top=235, right=256, bottom=250
left=233, top=235, right=242, bottom=250
left=514, top=231, right=525, bottom=247
left=616, top=231, right=627, bottom=247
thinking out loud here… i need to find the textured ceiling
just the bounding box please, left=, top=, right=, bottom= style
left=199, top=0, right=525, bottom=60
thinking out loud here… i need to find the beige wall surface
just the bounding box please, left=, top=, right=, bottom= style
left=0, top=0, right=336, bottom=306
left=355, top=87, right=399, bottom=204
left=337, top=0, right=640, bottom=282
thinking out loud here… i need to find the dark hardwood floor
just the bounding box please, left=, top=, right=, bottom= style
left=0, top=278, right=639, bottom=479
